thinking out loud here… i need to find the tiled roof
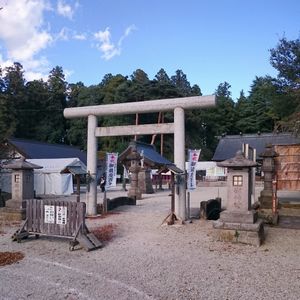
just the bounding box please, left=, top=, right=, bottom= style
left=8, top=138, right=87, bottom=164
left=212, top=133, right=300, bottom=161
left=119, top=141, right=173, bottom=166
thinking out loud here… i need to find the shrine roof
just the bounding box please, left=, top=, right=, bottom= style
left=212, top=133, right=300, bottom=161
left=119, top=141, right=173, bottom=167
left=7, top=138, right=87, bottom=164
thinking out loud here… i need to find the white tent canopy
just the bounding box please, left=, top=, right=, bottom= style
left=27, top=158, right=86, bottom=195
left=185, top=161, right=226, bottom=177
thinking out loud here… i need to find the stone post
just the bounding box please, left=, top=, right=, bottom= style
left=259, top=144, right=278, bottom=209
left=86, top=115, right=98, bottom=215
left=138, top=168, right=154, bottom=194
left=174, top=107, right=186, bottom=220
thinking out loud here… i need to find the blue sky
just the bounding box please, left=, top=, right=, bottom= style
left=0, top=0, right=299, bottom=99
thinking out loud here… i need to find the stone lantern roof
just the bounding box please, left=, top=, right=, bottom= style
left=259, top=144, right=278, bottom=158
left=3, top=157, right=42, bottom=170
left=217, top=151, right=257, bottom=168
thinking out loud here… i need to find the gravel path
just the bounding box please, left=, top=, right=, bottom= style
left=0, top=188, right=300, bottom=300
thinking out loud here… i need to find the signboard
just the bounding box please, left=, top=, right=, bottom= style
left=56, top=206, right=67, bottom=225
left=105, top=152, right=118, bottom=189
left=44, top=205, right=67, bottom=225
left=44, top=205, right=55, bottom=224
left=187, top=149, right=201, bottom=190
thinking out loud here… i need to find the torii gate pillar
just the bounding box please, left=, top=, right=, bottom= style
left=86, top=115, right=98, bottom=215
left=174, top=107, right=186, bottom=220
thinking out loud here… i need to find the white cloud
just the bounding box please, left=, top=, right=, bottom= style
left=73, top=33, right=86, bottom=40
left=64, top=68, right=74, bottom=80
left=57, top=0, right=78, bottom=20
left=25, top=70, right=48, bottom=82
left=94, top=25, right=136, bottom=61
left=57, top=27, right=70, bottom=41
left=0, top=0, right=52, bottom=80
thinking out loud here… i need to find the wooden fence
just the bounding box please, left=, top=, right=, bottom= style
left=12, top=199, right=102, bottom=251
left=275, top=144, right=300, bottom=191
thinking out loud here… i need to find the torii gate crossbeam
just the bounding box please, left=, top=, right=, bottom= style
left=64, top=95, right=216, bottom=220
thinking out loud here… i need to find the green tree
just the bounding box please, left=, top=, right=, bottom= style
left=270, top=37, right=300, bottom=89
left=242, top=77, right=277, bottom=132
left=171, top=69, right=191, bottom=96
left=24, top=79, right=49, bottom=140
left=214, top=82, right=236, bottom=135
left=0, top=67, right=16, bottom=141
left=2, top=63, right=26, bottom=139
left=40, top=66, right=67, bottom=143
left=235, top=90, right=256, bottom=133
left=270, top=37, right=300, bottom=133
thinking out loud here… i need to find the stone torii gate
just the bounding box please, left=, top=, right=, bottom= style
left=64, top=95, right=215, bottom=220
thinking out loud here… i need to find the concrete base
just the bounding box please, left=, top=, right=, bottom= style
left=5, top=199, right=25, bottom=209
left=0, top=207, right=26, bottom=221
left=0, top=199, right=26, bottom=221
left=213, top=219, right=264, bottom=246
left=220, top=210, right=257, bottom=224
left=0, top=198, right=28, bottom=222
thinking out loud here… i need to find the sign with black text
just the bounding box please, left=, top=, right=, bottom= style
left=187, top=149, right=201, bottom=190
left=105, top=152, right=118, bottom=189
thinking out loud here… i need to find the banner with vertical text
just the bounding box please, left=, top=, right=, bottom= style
left=187, top=149, right=201, bottom=190
left=105, top=152, right=118, bottom=189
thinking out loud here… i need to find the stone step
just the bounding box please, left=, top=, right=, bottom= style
left=277, top=216, right=300, bottom=230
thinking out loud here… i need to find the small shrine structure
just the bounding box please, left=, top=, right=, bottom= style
left=119, top=141, right=173, bottom=198
left=213, top=151, right=264, bottom=246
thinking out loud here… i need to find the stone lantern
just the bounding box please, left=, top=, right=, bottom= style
left=259, top=144, right=278, bottom=209
left=213, top=151, right=264, bottom=246
left=127, top=149, right=142, bottom=200
left=1, top=158, right=42, bottom=220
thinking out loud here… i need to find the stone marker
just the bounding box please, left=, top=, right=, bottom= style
left=213, top=151, right=264, bottom=246
left=0, top=158, right=42, bottom=221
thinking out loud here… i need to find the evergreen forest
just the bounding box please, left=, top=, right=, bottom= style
left=0, top=37, right=299, bottom=161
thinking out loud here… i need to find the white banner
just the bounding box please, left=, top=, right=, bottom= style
left=187, top=149, right=201, bottom=190
left=105, top=153, right=118, bottom=189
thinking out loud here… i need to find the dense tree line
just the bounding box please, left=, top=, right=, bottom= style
left=0, top=38, right=299, bottom=160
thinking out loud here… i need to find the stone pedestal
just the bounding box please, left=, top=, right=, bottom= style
left=138, top=168, right=154, bottom=194
left=0, top=201, right=26, bottom=221
left=213, top=218, right=264, bottom=247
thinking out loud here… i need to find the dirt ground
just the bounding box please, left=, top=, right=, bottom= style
left=0, top=186, right=299, bottom=300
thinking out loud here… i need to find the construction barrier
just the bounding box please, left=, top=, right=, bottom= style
left=12, top=199, right=102, bottom=251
